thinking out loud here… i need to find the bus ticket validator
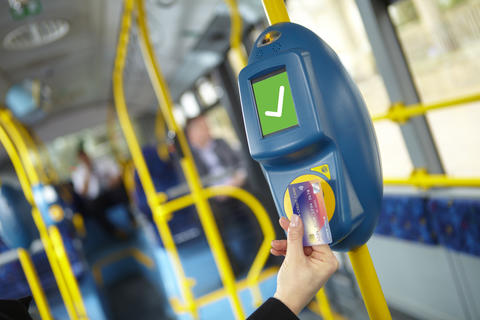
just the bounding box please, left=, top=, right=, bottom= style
left=238, top=23, right=383, bottom=251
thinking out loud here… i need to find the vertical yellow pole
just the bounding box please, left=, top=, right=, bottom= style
left=17, top=248, right=54, bottom=320
left=49, top=226, right=89, bottom=319
left=261, top=0, right=290, bottom=25
left=315, top=288, right=334, bottom=320
left=32, top=209, right=80, bottom=320
left=348, top=245, right=391, bottom=320
left=113, top=1, right=199, bottom=317
left=134, top=0, right=245, bottom=318
left=260, top=3, right=391, bottom=320
left=0, top=122, right=79, bottom=320
left=260, top=1, right=341, bottom=317
left=224, top=0, right=248, bottom=75
left=0, top=115, right=84, bottom=319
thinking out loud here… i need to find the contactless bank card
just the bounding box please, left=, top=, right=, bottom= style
left=288, top=181, right=332, bottom=246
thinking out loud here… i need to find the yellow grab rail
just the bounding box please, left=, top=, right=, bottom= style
left=224, top=0, right=248, bottom=74
left=262, top=1, right=391, bottom=319
left=138, top=0, right=242, bottom=313
left=348, top=245, right=391, bottom=320
left=7, top=112, right=50, bottom=184
left=0, top=109, right=40, bottom=185
left=49, top=226, right=89, bottom=319
left=0, top=122, right=78, bottom=319
left=372, top=92, right=480, bottom=123
left=114, top=0, right=276, bottom=318
left=371, top=93, right=480, bottom=188
left=262, top=0, right=290, bottom=25
left=385, top=169, right=480, bottom=189
left=17, top=248, right=54, bottom=320
left=113, top=1, right=198, bottom=317
left=0, top=112, right=88, bottom=320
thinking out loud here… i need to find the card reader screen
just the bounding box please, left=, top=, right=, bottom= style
left=252, top=68, right=299, bottom=136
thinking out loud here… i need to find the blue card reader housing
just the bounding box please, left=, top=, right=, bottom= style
left=238, top=23, right=382, bottom=251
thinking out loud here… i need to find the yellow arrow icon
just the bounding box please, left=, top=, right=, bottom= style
left=311, top=164, right=331, bottom=180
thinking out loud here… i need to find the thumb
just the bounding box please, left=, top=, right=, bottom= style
left=286, top=214, right=304, bottom=260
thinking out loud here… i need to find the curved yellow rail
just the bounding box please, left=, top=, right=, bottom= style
left=0, top=110, right=40, bottom=185
left=0, top=122, right=78, bottom=319
left=0, top=112, right=88, bottom=319
left=113, top=1, right=199, bottom=317
left=114, top=0, right=278, bottom=318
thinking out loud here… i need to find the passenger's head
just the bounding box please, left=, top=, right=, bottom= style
left=185, top=114, right=211, bottom=148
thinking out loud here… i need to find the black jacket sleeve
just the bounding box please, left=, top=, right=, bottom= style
left=247, top=298, right=299, bottom=320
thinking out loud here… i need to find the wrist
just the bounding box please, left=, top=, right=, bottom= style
left=273, top=291, right=302, bottom=315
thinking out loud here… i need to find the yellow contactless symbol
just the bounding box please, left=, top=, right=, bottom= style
left=49, top=205, right=64, bottom=222
left=283, top=174, right=335, bottom=221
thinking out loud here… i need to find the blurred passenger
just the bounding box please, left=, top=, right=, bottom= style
left=186, top=114, right=261, bottom=276
left=71, top=145, right=133, bottom=237
left=186, top=114, right=247, bottom=189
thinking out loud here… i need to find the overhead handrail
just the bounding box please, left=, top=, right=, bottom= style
left=371, top=93, right=480, bottom=189
left=372, top=92, right=480, bottom=123
left=385, top=168, right=480, bottom=189
left=261, top=1, right=392, bottom=319
left=113, top=0, right=276, bottom=318
left=0, top=109, right=88, bottom=320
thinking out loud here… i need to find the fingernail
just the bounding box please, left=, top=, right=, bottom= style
left=290, top=214, right=300, bottom=227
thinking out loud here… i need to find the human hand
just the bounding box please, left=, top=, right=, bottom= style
left=270, top=215, right=338, bottom=315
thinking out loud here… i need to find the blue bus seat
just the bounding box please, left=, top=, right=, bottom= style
left=375, top=194, right=480, bottom=257
left=427, top=197, right=480, bottom=257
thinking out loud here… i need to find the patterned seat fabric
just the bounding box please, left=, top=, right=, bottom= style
left=375, top=195, right=438, bottom=245
left=427, top=198, right=480, bottom=257
left=375, top=195, right=480, bottom=257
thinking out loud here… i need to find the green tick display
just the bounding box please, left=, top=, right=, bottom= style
left=252, top=69, right=299, bottom=136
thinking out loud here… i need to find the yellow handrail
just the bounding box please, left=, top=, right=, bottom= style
left=0, top=121, right=78, bottom=319
left=135, top=0, right=268, bottom=313
left=262, top=0, right=290, bottom=25
left=0, top=110, right=40, bottom=185
left=7, top=112, right=50, bottom=184
left=372, top=92, right=480, bottom=123
left=262, top=1, right=391, bottom=320
left=348, top=245, right=391, bottom=320
left=372, top=92, right=480, bottom=188
left=224, top=0, right=248, bottom=75
left=17, top=248, right=53, bottom=320
left=49, top=226, right=89, bottom=319
left=385, top=169, right=480, bottom=189
left=0, top=112, right=88, bottom=319
left=114, top=0, right=276, bottom=318
left=114, top=1, right=199, bottom=317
